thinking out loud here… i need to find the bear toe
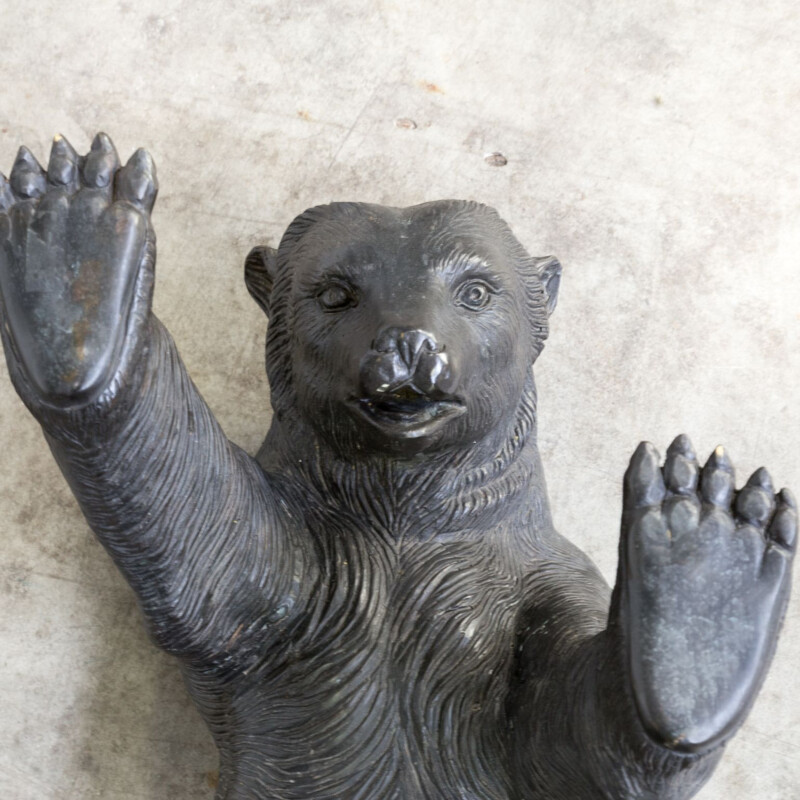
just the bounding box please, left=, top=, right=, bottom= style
left=81, top=132, right=120, bottom=190
left=663, top=434, right=698, bottom=495
left=700, top=446, right=735, bottom=508
left=47, top=135, right=80, bottom=193
left=115, top=148, right=158, bottom=212
left=10, top=146, right=47, bottom=199
left=767, top=491, right=797, bottom=550
left=735, top=473, right=775, bottom=529
left=624, top=442, right=665, bottom=510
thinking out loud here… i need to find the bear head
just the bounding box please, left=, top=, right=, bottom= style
left=245, top=200, right=560, bottom=460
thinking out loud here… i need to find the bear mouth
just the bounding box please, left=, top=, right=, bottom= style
left=349, top=391, right=466, bottom=439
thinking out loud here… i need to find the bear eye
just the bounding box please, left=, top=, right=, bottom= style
left=454, top=279, right=495, bottom=311
left=317, top=282, right=358, bottom=312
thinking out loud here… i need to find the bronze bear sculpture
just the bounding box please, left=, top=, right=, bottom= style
left=0, top=133, right=795, bottom=799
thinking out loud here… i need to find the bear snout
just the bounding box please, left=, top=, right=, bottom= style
left=360, top=327, right=457, bottom=399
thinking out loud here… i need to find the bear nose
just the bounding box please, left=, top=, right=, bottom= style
left=361, top=326, right=457, bottom=399
left=372, top=327, right=441, bottom=368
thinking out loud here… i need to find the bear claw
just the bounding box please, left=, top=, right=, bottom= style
left=747, top=466, right=774, bottom=492
left=666, top=433, right=695, bottom=458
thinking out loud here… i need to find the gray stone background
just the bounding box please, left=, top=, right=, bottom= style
left=0, top=1, right=798, bottom=797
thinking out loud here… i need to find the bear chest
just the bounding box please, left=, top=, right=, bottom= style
left=226, top=536, right=527, bottom=798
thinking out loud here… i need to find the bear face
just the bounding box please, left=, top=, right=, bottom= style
left=247, top=200, right=561, bottom=460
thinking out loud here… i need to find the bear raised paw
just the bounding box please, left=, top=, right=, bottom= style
left=0, top=134, right=795, bottom=800
left=621, top=438, right=795, bottom=754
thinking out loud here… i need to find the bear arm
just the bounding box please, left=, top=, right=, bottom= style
left=42, top=316, right=317, bottom=668
left=510, top=534, right=722, bottom=799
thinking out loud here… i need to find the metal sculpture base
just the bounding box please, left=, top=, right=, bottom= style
left=0, top=134, right=795, bottom=799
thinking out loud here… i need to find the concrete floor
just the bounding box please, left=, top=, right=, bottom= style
left=0, top=1, right=798, bottom=797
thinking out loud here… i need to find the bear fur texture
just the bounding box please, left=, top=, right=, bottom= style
left=0, top=135, right=795, bottom=799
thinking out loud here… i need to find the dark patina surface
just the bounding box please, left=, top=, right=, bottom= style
left=0, top=134, right=795, bottom=799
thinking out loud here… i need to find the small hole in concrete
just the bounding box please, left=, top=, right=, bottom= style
left=395, top=118, right=418, bottom=130
left=484, top=152, right=508, bottom=167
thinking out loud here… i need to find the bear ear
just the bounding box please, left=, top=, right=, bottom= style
left=244, top=245, right=278, bottom=316
left=535, top=255, right=561, bottom=316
